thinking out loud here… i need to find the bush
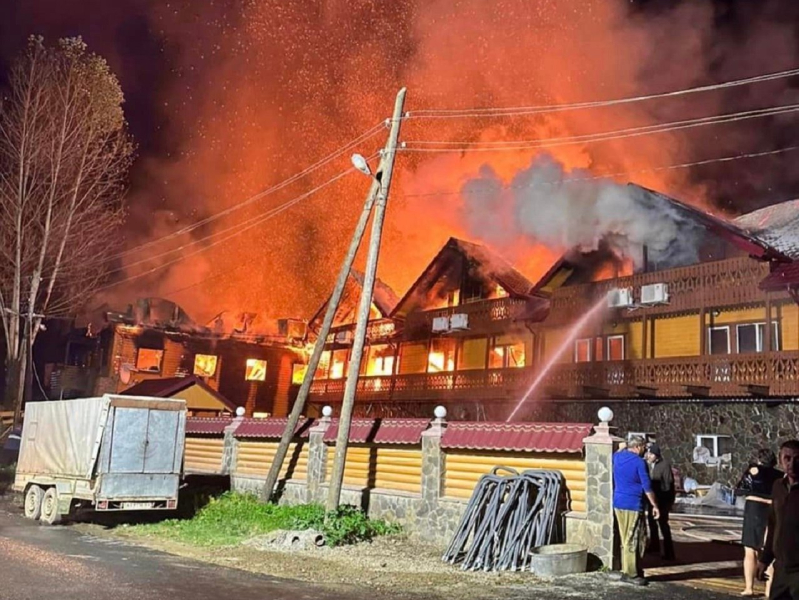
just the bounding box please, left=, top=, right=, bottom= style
left=131, top=492, right=400, bottom=548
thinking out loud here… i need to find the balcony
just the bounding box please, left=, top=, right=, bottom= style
left=308, top=350, right=799, bottom=405
left=548, top=257, right=778, bottom=326
left=404, top=297, right=531, bottom=338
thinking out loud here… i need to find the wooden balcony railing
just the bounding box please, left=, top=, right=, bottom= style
left=404, top=297, right=530, bottom=338
left=548, top=257, right=776, bottom=325
left=308, top=350, right=799, bottom=403
left=325, top=319, right=397, bottom=343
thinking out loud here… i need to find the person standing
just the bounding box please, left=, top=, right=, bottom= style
left=613, top=436, right=660, bottom=586
left=758, top=440, right=799, bottom=600
left=737, top=448, right=782, bottom=597
left=645, top=444, right=676, bottom=561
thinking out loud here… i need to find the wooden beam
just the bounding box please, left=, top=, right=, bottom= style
left=641, top=315, right=648, bottom=360
left=635, top=386, right=658, bottom=397
left=699, top=308, right=707, bottom=356
left=746, top=384, right=770, bottom=397
left=765, top=294, right=773, bottom=352
left=686, top=384, right=711, bottom=398
left=582, top=385, right=609, bottom=398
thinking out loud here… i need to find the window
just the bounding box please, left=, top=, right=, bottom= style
left=694, top=434, right=732, bottom=464
left=708, top=327, right=731, bottom=355
left=458, top=338, right=487, bottom=370
left=574, top=338, right=592, bottom=363
left=292, top=363, right=307, bottom=385
left=329, top=349, right=348, bottom=379
left=494, top=285, right=508, bottom=299
left=736, top=322, right=779, bottom=353
left=398, top=342, right=428, bottom=374
left=428, top=338, right=456, bottom=372
left=245, top=358, right=267, bottom=381
left=365, top=345, right=394, bottom=376
left=607, top=335, right=625, bottom=361
left=490, top=336, right=526, bottom=369
left=315, top=351, right=331, bottom=379
left=135, top=348, right=163, bottom=372
left=594, top=338, right=604, bottom=362
left=193, top=354, right=218, bottom=377
left=462, top=275, right=484, bottom=304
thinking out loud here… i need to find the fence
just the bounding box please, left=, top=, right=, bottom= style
left=183, top=411, right=619, bottom=566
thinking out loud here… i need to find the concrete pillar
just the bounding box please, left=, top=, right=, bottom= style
left=581, top=408, right=622, bottom=569
left=221, top=415, right=244, bottom=475
left=306, top=407, right=333, bottom=503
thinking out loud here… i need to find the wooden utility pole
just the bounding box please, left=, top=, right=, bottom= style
left=261, top=89, right=407, bottom=502
left=326, top=88, right=407, bottom=512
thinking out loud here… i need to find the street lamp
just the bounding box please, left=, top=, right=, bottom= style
left=351, top=153, right=372, bottom=177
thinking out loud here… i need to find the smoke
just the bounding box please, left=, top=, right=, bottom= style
left=460, top=154, right=707, bottom=269
left=2, top=0, right=798, bottom=323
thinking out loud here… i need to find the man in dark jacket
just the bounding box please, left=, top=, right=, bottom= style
left=758, top=440, right=799, bottom=599
left=645, top=443, right=676, bottom=560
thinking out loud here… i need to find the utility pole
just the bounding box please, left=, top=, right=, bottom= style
left=326, top=88, right=406, bottom=512
left=261, top=88, right=407, bottom=502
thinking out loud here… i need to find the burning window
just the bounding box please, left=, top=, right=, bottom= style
left=493, top=285, right=508, bottom=299
left=329, top=349, right=348, bottom=379
left=135, top=348, right=163, bottom=372
left=245, top=358, right=267, bottom=381
left=398, top=342, right=428, bottom=374
left=365, top=345, right=394, bottom=377
left=193, top=354, right=218, bottom=377
left=607, top=336, right=625, bottom=361
left=316, top=351, right=332, bottom=378
left=458, top=338, right=487, bottom=370
left=489, top=334, right=527, bottom=369
left=292, top=363, right=307, bottom=385
left=574, top=339, right=592, bottom=363
left=428, top=338, right=456, bottom=372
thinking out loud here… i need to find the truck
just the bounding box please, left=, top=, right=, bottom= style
left=14, top=394, right=187, bottom=524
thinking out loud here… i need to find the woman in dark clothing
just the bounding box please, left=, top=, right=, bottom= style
left=737, top=448, right=782, bottom=597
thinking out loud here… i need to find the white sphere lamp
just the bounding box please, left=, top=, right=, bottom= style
left=322, top=405, right=333, bottom=418
left=235, top=406, right=246, bottom=418
left=434, top=405, right=447, bottom=420
left=598, top=407, right=614, bottom=424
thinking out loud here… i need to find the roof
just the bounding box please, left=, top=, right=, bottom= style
left=234, top=417, right=316, bottom=439
left=120, top=376, right=237, bottom=412
left=734, top=200, right=799, bottom=260
left=186, top=417, right=233, bottom=435
left=308, top=270, right=399, bottom=330
left=760, top=261, right=799, bottom=291
left=441, top=421, right=593, bottom=453
left=323, top=418, right=430, bottom=445
left=392, top=237, right=539, bottom=317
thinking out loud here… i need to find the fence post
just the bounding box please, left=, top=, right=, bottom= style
left=420, top=406, right=447, bottom=515
left=581, top=407, right=622, bottom=569
left=222, top=413, right=245, bottom=475
left=306, top=406, right=333, bottom=503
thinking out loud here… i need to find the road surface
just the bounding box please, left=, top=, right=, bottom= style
left=0, top=500, right=738, bottom=600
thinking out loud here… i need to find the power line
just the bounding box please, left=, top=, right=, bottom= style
left=406, top=67, right=799, bottom=118
left=400, top=104, right=799, bottom=153
left=402, top=146, right=799, bottom=198
left=103, top=122, right=386, bottom=263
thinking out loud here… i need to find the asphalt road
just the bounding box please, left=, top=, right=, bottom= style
left=0, top=500, right=740, bottom=600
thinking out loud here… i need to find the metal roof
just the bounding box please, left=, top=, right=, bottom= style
left=234, top=417, right=315, bottom=439
left=323, top=418, right=430, bottom=445
left=760, top=262, right=799, bottom=291
left=735, top=199, right=799, bottom=260
left=441, top=421, right=593, bottom=453
left=185, top=417, right=233, bottom=435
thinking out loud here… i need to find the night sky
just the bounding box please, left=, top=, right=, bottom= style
left=1, top=0, right=798, bottom=321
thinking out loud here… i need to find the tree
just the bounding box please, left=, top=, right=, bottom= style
left=0, top=37, right=134, bottom=421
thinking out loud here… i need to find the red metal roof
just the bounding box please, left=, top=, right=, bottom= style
left=441, top=421, right=593, bottom=453
left=234, top=417, right=315, bottom=439
left=186, top=417, right=233, bottom=435
left=760, top=262, right=799, bottom=291
left=323, top=418, right=430, bottom=445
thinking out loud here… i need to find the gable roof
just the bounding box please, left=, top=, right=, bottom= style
left=392, top=237, right=539, bottom=317
left=308, top=269, right=399, bottom=331
left=120, top=376, right=237, bottom=412
left=734, top=199, right=799, bottom=260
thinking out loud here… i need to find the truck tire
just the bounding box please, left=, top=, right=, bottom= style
left=40, top=487, right=62, bottom=525
left=24, top=485, right=43, bottom=520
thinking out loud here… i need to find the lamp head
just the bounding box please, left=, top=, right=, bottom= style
left=351, top=153, right=372, bottom=177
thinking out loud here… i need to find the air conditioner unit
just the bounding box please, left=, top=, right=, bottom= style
left=640, top=283, right=669, bottom=305
left=449, top=313, right=469, bottom=331
left=606, top=287, right=634, bottom=308
left=431, top=316, right=449, bottom=333
left=334, top=330, right=353, bottom=344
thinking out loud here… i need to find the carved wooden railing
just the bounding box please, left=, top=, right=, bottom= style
left=404, top=297, right=531, bottom=338
left=325, top=319, right=397, bottom=343
left=548, top=257, right=775, bottom=325
left=308, top=350, right=799, bottom=403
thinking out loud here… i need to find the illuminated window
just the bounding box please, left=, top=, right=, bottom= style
left=193, top=354, right=218, bottom=377
left=607, top=335, right=625, bottom=361
left=574, top=339, right=591, bottom=363
left=316, top=351, right=331, bottom=379
left=428, top=339, right=456, bottom=372
left=365, top=345, right=394, bottom=376
left=489, top=335, right=526, bottom=369
left=594, top=338, right=604, bottom=362
left=494, top=285, right=508, bottom=299
left=398, top=342, right=428, bottom=374
left=245, top=358, right=267, bottom=381
left=329, top=349, right=348, bottom=379
left=458, top=338, right=487, bottom=370
left=292, top=363, right=307, bottom=385
left=135, top=348, right=163, bottom=372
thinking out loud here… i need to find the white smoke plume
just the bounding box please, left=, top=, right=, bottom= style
left=460, top=153, right=708, bottom=269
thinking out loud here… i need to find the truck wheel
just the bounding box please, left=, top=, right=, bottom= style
left=24, top=485, right=43, bottom=520
left=40, top=487, right=62, bottom=525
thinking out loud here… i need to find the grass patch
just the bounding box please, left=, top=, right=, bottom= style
left=130, top=492, right=401, bottom=548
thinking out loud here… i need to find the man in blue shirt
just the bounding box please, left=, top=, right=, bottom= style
left=613, top=436, right=660, bottom=586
